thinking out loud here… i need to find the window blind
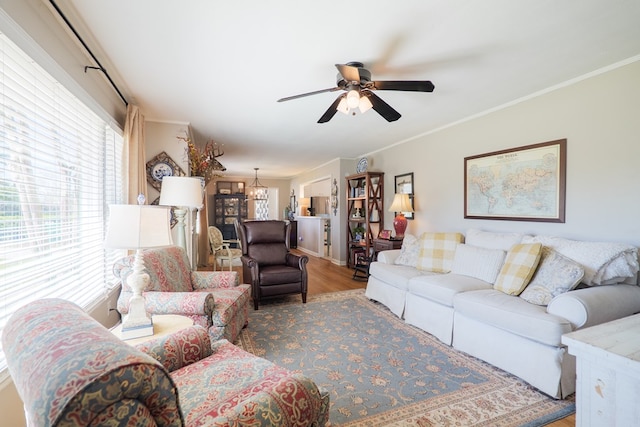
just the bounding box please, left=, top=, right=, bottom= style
left=0, top=33, right=124, bottom=380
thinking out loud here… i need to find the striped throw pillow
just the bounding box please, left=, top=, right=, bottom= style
left=416, top=232, right=464, bottom=273
left=494, top=243, right=543, bottom=295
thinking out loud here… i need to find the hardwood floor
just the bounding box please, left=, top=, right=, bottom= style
left=206, top=251, right=575, bottom=426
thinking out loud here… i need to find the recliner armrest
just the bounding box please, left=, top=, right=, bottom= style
left=286, top=252, right=309, bottom=269
left=548, top=284, right=640, bottom=329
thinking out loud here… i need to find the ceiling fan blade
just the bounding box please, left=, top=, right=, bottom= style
left=318, top=94, right=346, bottom=123
left=335, top=63, right=361, bottom=83
left=278, top=87, right=341, bottom=102
left=364, top=91, right=401, bottom=122
left=372, top=80, right=435, bottom=92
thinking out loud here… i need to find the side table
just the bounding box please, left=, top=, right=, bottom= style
left=562, top=314, right=640, bottom=426
left=112, top=314, right=194, bottom=346
left=373, top=238, right=403, bottom=260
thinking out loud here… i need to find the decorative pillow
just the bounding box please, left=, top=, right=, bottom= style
left=465, top=228, right=527, bottom=251
left=522, top=235, right=639, bottom=286
left=416, top=232, right=464, bottom=273
left=451, top=244, right=506, bottom=284
left=394, top=233, right=420, bottom=267
left=494, top=243, right=543, bottom=295
left=520, top=247, right=584, bottom=305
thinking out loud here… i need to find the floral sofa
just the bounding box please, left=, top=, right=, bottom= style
left=365, top=228, right=640, bottom=399
left=114, top=246, right=250, bottom=343
left=2, top=298, right=330, bottom=427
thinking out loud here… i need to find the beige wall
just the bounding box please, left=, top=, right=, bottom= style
left=368, top=59, right=640, bottom=246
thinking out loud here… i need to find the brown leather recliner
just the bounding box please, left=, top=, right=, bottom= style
left=236, top=220, right=309, bottom=310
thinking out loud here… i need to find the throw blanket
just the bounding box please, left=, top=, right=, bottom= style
left=523, top=235, right=639, bottom=286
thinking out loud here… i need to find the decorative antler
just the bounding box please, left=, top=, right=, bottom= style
left=177, top=133, right=226, bottom=185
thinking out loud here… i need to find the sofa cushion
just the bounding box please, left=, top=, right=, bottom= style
left=394, top=233, right=420, bottom=267
left=454, top=289, right=573, bottom=347
left=494, top=243, right=542, bottom=295
left=465, top=228, right=526, bottom=251
left=369, top=261, right=428, bottom=291
left=451, top=244, right=506, bottom=284
left=416, top=232, right=464, bottom=273
left=520, top=247, right=584, bottom=305
left=408, top=273, right=493, bottom=307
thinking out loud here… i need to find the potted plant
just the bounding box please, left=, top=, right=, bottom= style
left=353, top=226, right=366, bottom=241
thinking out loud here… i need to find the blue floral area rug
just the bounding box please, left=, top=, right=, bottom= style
left=236, top=289, right=575, bottom=426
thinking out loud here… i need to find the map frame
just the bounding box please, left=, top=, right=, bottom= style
left=464, top=139, right=566, bottom=223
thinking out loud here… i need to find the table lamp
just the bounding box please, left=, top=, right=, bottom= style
left=159, top=176, right=203, bottom=254
left=105, top=200, right=173, bottom=338
left=388, top=193, right=414, bottom=239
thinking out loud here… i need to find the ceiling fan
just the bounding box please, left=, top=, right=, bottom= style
left=277, top=61, right=434, bottom=123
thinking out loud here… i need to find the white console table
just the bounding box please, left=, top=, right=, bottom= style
left=562, top=314, right=640, bottom=426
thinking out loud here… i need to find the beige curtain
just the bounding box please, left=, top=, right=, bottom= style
left=123, top=104, right=147, bottom=204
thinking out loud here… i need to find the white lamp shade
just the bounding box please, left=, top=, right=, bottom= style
left=159, top=176, right=203, bottom=208
left=388, top=193, right=414, bottom=212
left=359, top=95, right=373, bottom=113
left=105, top=204, right=173, bottom=249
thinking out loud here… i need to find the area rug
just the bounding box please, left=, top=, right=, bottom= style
left=236, top=289, right=575, bottom=426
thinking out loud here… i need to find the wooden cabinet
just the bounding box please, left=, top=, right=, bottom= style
left=210, top=194, right=247, bottom=241
left=373, top=238, right=403, bottom=259
left=345, top=172, right=384, bottom=268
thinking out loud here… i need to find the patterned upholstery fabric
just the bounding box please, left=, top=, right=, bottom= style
left=520, top=246, right=585, bottom=305
left=2, top=299, right=183, bottom=427
left=173, top=340, right=330, bottom=426
left=416, top=232, right=464, bottom=273
left=494, top=243, right=543, bottom=295
left=114, top=246, right=251, bottom=343
left=3, top=300, right=330, bottom=427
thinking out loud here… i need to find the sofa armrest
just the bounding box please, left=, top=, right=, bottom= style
left=3, top=299, right=183, bottom=427
left=191, top=270, right=239, bottom=289
left=377, top=249, right=401, bottom=264
left=548, top=284, right=640, bottom=329
left=119, top=291, right=215, bottom=316
left=135, top=325, right=213, bottom=372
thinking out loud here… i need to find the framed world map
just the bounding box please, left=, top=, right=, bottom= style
left=464, top=139, right=566, bottom=222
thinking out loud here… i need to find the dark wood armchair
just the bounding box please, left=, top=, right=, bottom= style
left=236, top=220, right=309, bottom=310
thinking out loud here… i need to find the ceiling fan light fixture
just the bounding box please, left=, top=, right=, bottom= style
left=346, top=89, right=360, bottom=109
left=337, top=97, right=349, bottom=115
left=358, top=94, right=373, bottom=113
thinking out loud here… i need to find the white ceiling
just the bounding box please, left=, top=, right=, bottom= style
left=61, top=0, right=640, bottom=178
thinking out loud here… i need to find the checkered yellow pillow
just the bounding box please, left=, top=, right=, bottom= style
left=494, top=243, right=543, bottom=295
left=416, top=232, right=464, bottom=273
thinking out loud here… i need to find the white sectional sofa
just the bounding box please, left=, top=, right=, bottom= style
left=365, top=229, right=640, bottom=399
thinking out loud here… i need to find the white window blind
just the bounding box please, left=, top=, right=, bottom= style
left=0, top=33, right=124, bottom=380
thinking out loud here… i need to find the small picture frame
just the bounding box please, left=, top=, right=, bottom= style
left=379, top=230, right=392, bottom=240
left=394, top=172, right=415, bottom=220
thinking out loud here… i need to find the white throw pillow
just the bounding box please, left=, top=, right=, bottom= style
left=451, top=244, right=507, bottom=284
left=520, top=247, right=584, bottom=305
left=465, top=228, right=527, bottom=251
left=394, top=233, right=420, bottom=267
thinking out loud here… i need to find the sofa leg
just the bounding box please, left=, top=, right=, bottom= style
left=302, top=293, right=307, bottom=304
left=253, top=299, right=259, bottom=310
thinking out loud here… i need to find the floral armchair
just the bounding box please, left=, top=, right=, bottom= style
left=2, top=298, right=330, bottom=426
left=114, top=246, right=250, bottom=343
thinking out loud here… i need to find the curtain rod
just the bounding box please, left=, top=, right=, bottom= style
left=49, top=0, right=128, bottom=107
